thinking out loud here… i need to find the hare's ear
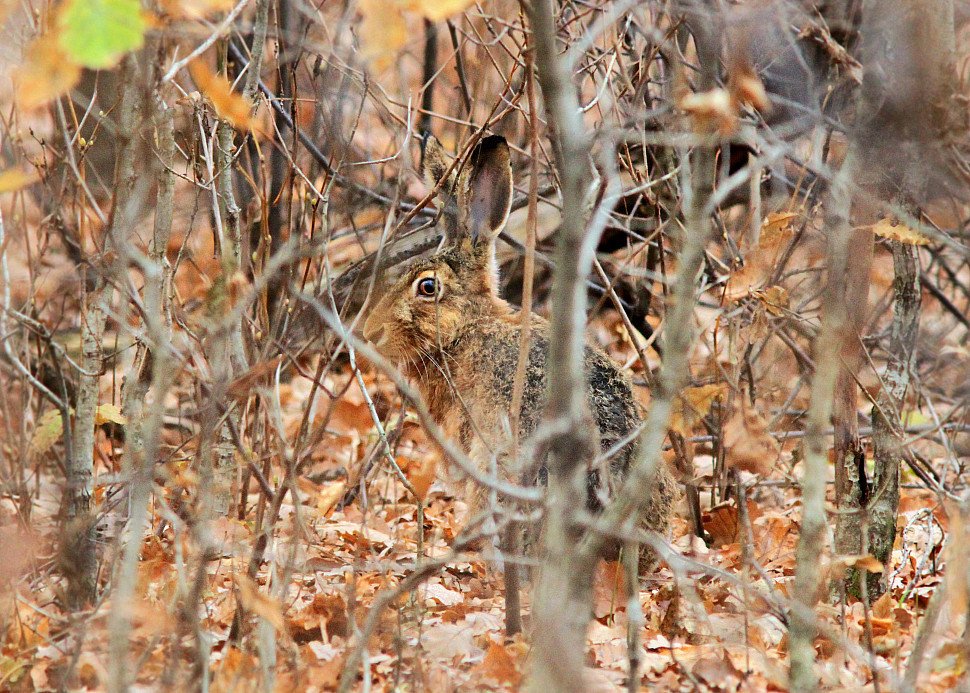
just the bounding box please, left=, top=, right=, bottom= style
left=462, top=135, right=512, bottom=244
left=421, top=134, right=460, bottom=235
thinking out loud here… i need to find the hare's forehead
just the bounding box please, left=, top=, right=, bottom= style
left=388, top=257, right=458, bottom=286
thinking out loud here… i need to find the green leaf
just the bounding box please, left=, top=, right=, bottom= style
left=56, top=0, right=146, bottom=69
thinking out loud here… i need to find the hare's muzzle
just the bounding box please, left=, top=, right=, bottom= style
left=362, top=315, right=388, bottom=348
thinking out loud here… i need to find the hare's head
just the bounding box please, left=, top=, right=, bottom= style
left=363, top=135, right=513, bottom=362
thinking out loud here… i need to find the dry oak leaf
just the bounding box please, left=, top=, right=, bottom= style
left=755, top=285, right=789, bottom=316
left=723, top=405, right=780, bottom=475
left=188, top=59, right=258, bottom=131
left=872, top=217, right=930, bottom=245
left=725, top=212, right=797, bottom=302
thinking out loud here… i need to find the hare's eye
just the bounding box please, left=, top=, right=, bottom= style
left=415, top=276, right=439, bottom=298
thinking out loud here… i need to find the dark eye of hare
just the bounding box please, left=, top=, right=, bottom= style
left=415, top=276, right=439, bottom=298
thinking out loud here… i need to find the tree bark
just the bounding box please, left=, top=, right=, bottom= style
left=527, top=0, right=599, bottom=689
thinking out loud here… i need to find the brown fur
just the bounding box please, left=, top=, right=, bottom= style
left=364, top=135, right=676, bottom=567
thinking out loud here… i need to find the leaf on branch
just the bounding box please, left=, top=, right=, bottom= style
left=399, top=454, right=437, bottom=501
left=95, top=403, right=127, bottom=426
left=723, top=404, right=780, bottom=475
left=57, top=0, right=147, bottom=69
left=357, top=0, right=408, bottom=72
left=754, top=285, right=789, bottom=316
left=724, top=212, right=797, bottom=302
left=872, top=217, right=929, bottom=246
left=670, top=383, right=727, bottom=437
left=357, top=0, right=475, bottom=72
left=13, top=37, right=82, bottom=109
left=833, top=554, right=885, bottom=576
left=188, top=60, right=258, bottom=131
left=30, top=409, right=64, bottom=455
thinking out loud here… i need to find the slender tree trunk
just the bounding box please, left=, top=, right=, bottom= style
left=527, top=0, right=599, bottom=689
left=868, top=241, right=920, bottom=595
left=788, top=149, right=859, bottom=693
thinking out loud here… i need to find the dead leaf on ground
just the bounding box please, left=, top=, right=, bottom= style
left=235, top=573, right=287, bottom=633
left=478, top=639, right=522, bottom=687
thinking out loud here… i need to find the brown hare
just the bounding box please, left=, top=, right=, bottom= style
left=363, top=134, right=676, bottom=632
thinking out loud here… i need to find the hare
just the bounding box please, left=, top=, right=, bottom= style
left=363, top=134, right=676, bottom=630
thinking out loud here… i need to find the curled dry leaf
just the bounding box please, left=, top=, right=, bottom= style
left=703, top=502, right=740, bottom=548
left=723, top=405, right=780, bottom=475
left=188, top=59, right=258, bottom=131
left=318, top=482, right=347, bottom=516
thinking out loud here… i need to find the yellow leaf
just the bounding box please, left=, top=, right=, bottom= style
left=670, top=383, right=727, bottom=437
left=95, top=403, right=128, bottom=426
left=0, top=169, right=39, bottom=194
left=406, top=0, right=476, bottom=21
left=235, top=574, right=287, bottom=632
left=30, top=409, right=64, bottom=455
left=872, top=217, right=929, bottom=246
left=358, top=0, right=408, bottom=72
left=14, top=36, right=82, bottom=109
left=317, top=482, right=346, bottom=516
left=188, top=59, right=257, bottom=131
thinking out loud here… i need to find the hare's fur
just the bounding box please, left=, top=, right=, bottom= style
left=364, top=135, right=676, bottom=563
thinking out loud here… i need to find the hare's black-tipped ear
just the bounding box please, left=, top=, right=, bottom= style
left=464, top=135, right=512, bottom=243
